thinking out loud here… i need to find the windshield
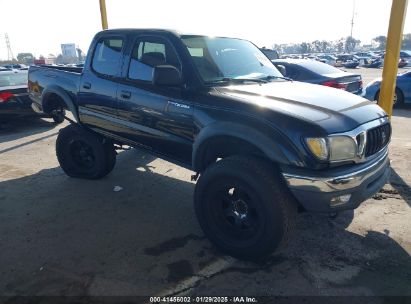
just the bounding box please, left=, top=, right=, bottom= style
left=0, top=71, right=27, bottom=87
left=181, top=36, right=282, bottom=83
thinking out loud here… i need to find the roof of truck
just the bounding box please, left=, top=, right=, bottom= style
left=96, top=28, right=246, bottom=41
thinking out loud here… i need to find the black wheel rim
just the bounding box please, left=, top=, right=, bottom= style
left=69, top=140, right=95, bottom=169
left=209, top=184, right=261, bottom=241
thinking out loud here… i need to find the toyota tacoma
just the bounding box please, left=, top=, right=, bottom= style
left=28, top=29, right=391, bottom=260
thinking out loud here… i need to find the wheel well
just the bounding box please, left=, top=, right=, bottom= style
left=396, top=87, right=404, bottom=100
left=194, top=136, right=306, bottom=213
left=43, top=93, right=67, bottom=114
left=194, top=136, right=271, bottom=172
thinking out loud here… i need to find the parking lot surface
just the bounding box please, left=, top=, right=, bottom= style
left=0, top=67, right=410, bottom=297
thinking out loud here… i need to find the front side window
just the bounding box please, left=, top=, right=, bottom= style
left=92, top=38, right=124, bottom=76
left=181, top=36, right=282, bottom=83
left=128, top=37, right=181, bottom=81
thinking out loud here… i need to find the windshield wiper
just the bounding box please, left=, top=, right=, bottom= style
left=208, top=77, right=268, bottom=84
left=261, top=75, right=293, bottom=82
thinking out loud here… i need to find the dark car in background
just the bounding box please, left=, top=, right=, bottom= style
left=2, top=64, right=28, bottom=70
left=260, top=47, right=279, bottom=60
left=272, top=59, right=363, bottom=94
left=335, top=54, right=360, bottom=68
left=0, top=70, right=64, bottom=122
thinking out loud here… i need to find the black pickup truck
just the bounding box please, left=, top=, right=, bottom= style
left=28, top=29, right=391, bottom=260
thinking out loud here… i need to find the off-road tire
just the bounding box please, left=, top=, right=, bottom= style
left=194, top=155, right=297, bottom=260
left=56, top=124, right=116, bottom=179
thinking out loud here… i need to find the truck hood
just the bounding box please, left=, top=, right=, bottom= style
left=215, top=81, right=387, bottom=133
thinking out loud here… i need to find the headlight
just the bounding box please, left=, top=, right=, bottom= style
left=306, top=136, right=357, bottom=162
left=328, top=136, right=357, bottom=161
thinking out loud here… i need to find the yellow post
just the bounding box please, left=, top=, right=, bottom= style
left=379, top=0, right=408, bottom=118
left=99, top=0, right=109, bottom=30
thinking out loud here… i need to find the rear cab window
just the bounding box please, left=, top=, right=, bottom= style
left=91, top=38, right=124, bottom=76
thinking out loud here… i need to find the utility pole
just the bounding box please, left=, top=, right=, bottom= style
left=350, top=0, right=356, bottom=39
left=5, top=33, right=14, bottom=61
left=348, top=0, right=356, bottom=52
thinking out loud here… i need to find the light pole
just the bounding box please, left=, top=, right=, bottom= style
left=99, top=0, right=108, bottom=30
left=379, top=0, right=408, bottom=118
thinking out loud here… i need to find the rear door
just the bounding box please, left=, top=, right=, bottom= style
left=115, top=34, right=195, bottom=165
left=77, top=36, right=125, bottom=130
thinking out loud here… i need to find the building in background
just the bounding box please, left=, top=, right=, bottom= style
left=61, top=43, right=77, bottom=57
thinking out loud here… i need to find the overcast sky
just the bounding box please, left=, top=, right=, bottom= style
left=0, top=0, right=410, bottom=60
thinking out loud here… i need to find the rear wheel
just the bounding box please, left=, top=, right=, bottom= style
left=194, top=155, right=297, bottom=260
left=52, top=109, right=66, bottom=124
left=56, top=124, right=116, bottom=179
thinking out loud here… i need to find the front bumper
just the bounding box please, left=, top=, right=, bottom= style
left=281, top=149, right=390, bottom=212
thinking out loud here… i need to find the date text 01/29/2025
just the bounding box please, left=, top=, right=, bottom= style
left=149, top=296, right=258, bottom=303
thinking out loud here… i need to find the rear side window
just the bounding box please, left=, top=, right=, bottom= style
left=92, top=38, right=124, bottom=76
left=128, top=37, right=181, bottom=81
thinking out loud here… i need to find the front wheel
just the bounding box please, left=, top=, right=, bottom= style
left=376, top=88, right=404, bottom=107
left=194, top=156, right=297, bottom=260
left=56, top=124, right=116, bottom=179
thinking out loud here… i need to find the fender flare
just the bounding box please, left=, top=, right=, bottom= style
left=192, top=121, right=301, bottom=172
left=41, top=85, right=80, bottom=122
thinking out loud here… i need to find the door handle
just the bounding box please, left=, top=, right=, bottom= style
left=83, top=82, right=91, bottom=89
left=120, top=90, right=131, bottom=99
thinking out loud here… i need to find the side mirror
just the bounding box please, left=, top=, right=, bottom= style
left=277, top=65, right=286, bottom=76
left=153, top=65, right=183, bottom=87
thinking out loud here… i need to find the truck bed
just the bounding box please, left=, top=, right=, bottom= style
left=36, top=65, right=83, bottom=74
left=28, top=65, right=82, bottom=114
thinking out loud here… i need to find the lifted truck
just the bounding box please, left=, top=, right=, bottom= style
left=28, top=29, right=391, bottom=260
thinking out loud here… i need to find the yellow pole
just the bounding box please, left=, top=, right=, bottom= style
left=379, top=0, right=408, bottom=118
left=99, top=0, right=109, bottom=30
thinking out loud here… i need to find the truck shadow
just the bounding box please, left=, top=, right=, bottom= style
left=0, top=149, right=410, bottom=296
left=0, top=117, right=61, bottom=144
left=390, top=168, right=411, bottom=207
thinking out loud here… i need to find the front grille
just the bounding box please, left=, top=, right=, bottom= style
left=365, top=123, right=391, bottom=157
